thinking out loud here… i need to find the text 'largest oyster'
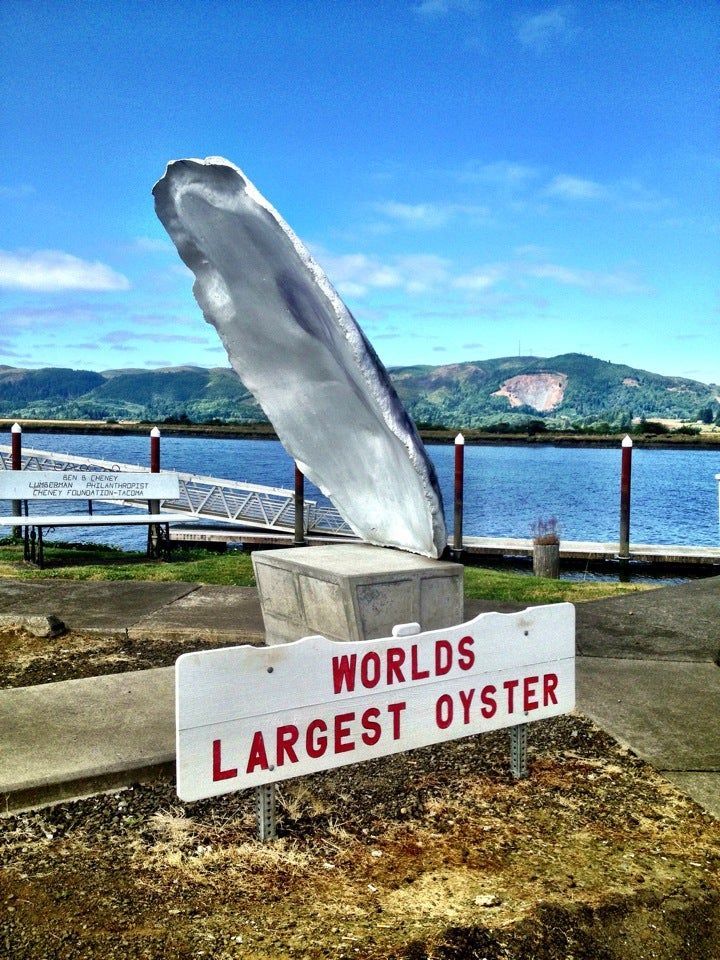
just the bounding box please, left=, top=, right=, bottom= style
left=153, top=157, right=446, bottom=558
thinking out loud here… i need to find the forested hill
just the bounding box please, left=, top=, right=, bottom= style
left=0, top=354, right=717, bottom=429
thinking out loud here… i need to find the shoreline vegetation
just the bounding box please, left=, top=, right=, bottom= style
left=2, top=417, right=720, bottom=448
left=0, top=541, right=654, bottom=604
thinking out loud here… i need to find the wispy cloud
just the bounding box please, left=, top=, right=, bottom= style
left=315, top=244, right=649, bottom=303
left=414, top=0, right=478, bottom=16
left=457, top=161, right=540, bottom=187
left=312, top=247, right=452, bottom=296
left=544, top=175, right=608, bottom=201
left=453, top=264, right=507, bottom=291
left=372, top=200, right=490, bottom=230
left=99, top=330, right=208, bottom=346
left=0, top=250, right=130, bottom=291
left=516, top=6, right=575, bottom=53
left=132, top=236, right=175, bottom=254
left=0, top=184, right=35, bottom=200
left=523, top=262, right=650, bottom=295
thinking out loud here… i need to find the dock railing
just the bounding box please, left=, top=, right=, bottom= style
left=0, top=444, right=354, bottom=538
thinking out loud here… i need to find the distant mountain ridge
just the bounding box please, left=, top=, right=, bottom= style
left=0, top=354, right=717, bottom=429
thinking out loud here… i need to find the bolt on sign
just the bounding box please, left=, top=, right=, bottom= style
left=175, top=604, right=575, bottom=802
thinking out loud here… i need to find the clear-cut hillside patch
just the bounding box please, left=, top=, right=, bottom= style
left=493, top=373, right=568, bottom=412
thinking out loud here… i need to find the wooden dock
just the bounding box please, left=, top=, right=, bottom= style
left=169, top=525, right=720, bottom=569
left=462, top=536, right=720, bottom=567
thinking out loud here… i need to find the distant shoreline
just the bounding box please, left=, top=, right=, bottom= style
left=2, top=418, right=720, bottom=450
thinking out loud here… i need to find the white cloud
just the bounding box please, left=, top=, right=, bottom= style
left=415, top=0, right=477, bottom=16
left=373, top=200, right=490, bottom=229
left=0, top=250, right=130, bottom=291
left=312, top=247, right=451, bottom=297
left=0, top=184, right=35, bottom=200
left=524, top=262, right=649, bottom=295
left=453, top=264, right=507, bottom=291
left=516, top=7, right=574, bottom=52
left=544, top=175, right=608, bottom=201
left=313, top=244, right=649, bottom=303
left=132, top=236, right=175, bottom=254
left=100, top=330, right=208, bottom=346
left=458, top=161, right=540, bottom=186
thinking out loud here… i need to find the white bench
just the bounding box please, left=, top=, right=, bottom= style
left=0, top=470, right=187, bottom=566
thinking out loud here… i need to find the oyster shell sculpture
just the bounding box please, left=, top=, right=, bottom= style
left=153, top=157, right=446, bottom=558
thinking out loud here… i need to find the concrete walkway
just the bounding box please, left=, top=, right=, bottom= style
left=0, top=576, right=718, bottom=816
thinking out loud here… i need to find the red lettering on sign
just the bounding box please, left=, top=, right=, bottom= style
left=306, top=719, right=328, bottom=758
left=331, top=653, right=357, bottom=694
left=410, top=644, right=430, bottom=681
left=458, top=635, right=475, bottom=670
left=523, top=675, right=539, bottom=711
left=543, top=672, right=559, bottom=706
left=334, top=712, right=356, bottom=753
left=387, top=701, right=407, bottom=739
left=503, top=678, right=519, bottom=713
left=435, top=639, right=452, bottom=675
left=480, top=684, right=497, bottom=719
left=458, top=687, right=475, bottom=723
left=212, top=739, right=238, bottom=781
left=360, top=651, right=381, bottom=688
left=246, top=732, right=269, bottom=774
left=435, top=693, right=453, bottom=729
left=276, top=724, right=299, bottom=766
left=361, top=707, right=382, bottom=746
left=386, top=647, right=406, bottom=684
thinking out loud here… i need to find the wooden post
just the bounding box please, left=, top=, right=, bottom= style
left=294, top=464, right=305, bottom=546
left=619, top=435, right=632, bottom=560
left=533, top=540, right=560, bottom=578
left=11, top=423, right=22, bottom=540
left=453, top=433, right=464, bottom=558
left=148, top=427, right=161, bottom=559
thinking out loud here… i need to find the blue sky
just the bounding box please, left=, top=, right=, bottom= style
left=1, top=0, right=717, bottom=382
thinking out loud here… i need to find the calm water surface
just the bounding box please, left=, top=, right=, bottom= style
left=13, top=433, right=720, bottom=553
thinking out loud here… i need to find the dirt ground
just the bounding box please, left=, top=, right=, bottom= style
left=1, top=715, right=719, bottom=960
left=0, top=624, right=248, bottom=688
left=2, top=626, right=719, bottom=959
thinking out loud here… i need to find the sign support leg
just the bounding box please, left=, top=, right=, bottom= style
left=256, top=783, right=277, bottom=842
left=510, top=723, right=528, bottom=779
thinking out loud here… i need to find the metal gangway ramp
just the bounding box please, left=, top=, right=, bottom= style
left=0, top=445, right=354, bottom=538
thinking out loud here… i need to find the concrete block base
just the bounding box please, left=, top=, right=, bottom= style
left=252, top=543, right=464, bottom=645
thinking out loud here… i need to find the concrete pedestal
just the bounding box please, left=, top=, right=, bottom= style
left=252, top=543, right=463, bottom=645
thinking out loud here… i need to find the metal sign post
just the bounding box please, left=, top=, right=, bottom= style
left=256, top=784, right=277, bottom=841
left=510, top=723, right=528, bottom=779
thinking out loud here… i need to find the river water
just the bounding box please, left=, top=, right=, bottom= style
left=9, top=432, right=719, bottom=555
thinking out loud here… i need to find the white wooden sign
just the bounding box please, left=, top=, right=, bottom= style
left=176, top=603, right=575, bottom=802
left=0, top=471, right=179, bottom=501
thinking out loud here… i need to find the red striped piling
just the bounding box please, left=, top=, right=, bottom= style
left=11, top=423, right=22, bottom=538
left=453, top=432, right=465, bottom=557
left=294, top=464, right=305, bottom=546
left=619, top=435, right=633, bottom=560
left=148, top=427, right=161, bottom=558
left=150, top=426, right=161, bottom=474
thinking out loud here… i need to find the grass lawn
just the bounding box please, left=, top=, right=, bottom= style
left=0, top=539, right=654, bottom=604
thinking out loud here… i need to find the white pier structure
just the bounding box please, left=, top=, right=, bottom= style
left=0, top=445, right=353, bottom=538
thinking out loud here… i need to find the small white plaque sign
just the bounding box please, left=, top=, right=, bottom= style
left=0, top=471, right=180, bottom=501
left=176, top=603, right=575, bottom=802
